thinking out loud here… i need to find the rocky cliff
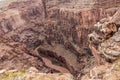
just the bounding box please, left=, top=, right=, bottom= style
left=0, top=0, right=120, bottom=79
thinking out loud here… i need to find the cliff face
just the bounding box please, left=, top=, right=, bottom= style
left=0, top=0, right=119, bottom=78
left=1, top=0, right=101, bottom=48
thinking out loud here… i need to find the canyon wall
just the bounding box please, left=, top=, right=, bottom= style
left=0, top=0, right=119, bottom=78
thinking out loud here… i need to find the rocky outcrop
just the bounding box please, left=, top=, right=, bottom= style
left=88, top=8, right=120, bottom=63
left=82, top=8, right=120, bottom=80
left=81, top=59, right=120, bottom=80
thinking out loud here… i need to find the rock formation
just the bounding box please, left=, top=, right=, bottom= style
left=82, top=6, right=120, bottom=80
left=88, top=8, right=120, bottom=64
left=0, top=0, right=99, bottom=77
left=0, top=0, right=120, bottom=79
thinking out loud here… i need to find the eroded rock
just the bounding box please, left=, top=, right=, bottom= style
left=0, top=0, right=120, bottom=79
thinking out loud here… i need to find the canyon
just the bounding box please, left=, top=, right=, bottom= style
left=0, top=0, right=120, bottom=80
